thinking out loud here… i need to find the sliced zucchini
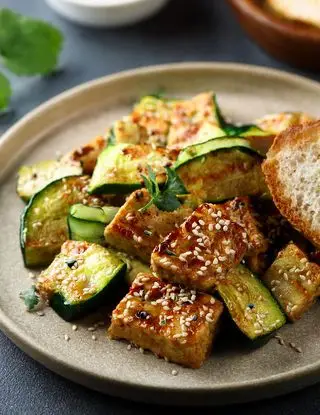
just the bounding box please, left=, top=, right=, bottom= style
left=21, top=176, right=103, bottom=268
left=174, top=137, right=267, bottom=202
left=112, top=251, right=150, bottom=285
left=68, top=204, right=119, bottom=245
left=36, top=240, right=126, bottom=321
left=214, top=96, right=270, bottom=139
left=17, top=159, right=82, bottom=202
left=167, top=92, right=221, bottom=148
left=217, top=265, right=286, bottom=340
left=262, top=243, right=320, bottom=321
left=112, top=120, right=148, bottom=145
left=88, top=143, right=172, bottom=195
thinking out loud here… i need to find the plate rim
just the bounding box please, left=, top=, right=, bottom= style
left=1, top=62, right=320, bottom=405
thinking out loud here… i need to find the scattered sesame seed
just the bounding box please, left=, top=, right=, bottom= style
left=64, top=334, right=70, bottom=342
left=127, top=344, right=132, bottom=350
left=72, top=325, right=78, bottom=331
left=171, top=369, right=178, bottom=376
left=139, top=347, right=144, bottom=354
left=36, top=311, right=44, bottom=317
left=92, top=335, right=97, bottom=341
left=215, top=224, right=221, bottom=231
left=88, top=327, right=96, bottom=332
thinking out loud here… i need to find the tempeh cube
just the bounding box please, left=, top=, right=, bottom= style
left=262, top=243, right=320, bottom=321
left=108, top=273, right=223, bottom=368
left=104, top=189, right=194, bottom=263
left=225, top=197, right=268, bottom=257
left=151, top=202, right=249, bottom=292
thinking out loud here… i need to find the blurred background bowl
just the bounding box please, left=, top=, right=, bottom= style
left=227, top=0, right=320, bottom=70
left=46, top=0, right=169, bottom=28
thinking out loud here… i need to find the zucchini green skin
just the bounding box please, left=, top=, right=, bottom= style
left=213, top=95, right=270, bottom=139
left=17, top=159, right=82, bottom=202
left=174, top=137, right=260, bottom=169
left=51, top=263, right=127, bottom=321
left=88, top=143, right=169, bottom=195
left=68, top=204, right=119, bottom=245
left=37, top=241, right=127, bottom=321
left=21, top=176, right=103, bottom=268
left=175, top=138, right=267, bottom=202
left=217, top=265, right=286, bottom=340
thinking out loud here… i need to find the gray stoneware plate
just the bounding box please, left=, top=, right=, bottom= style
left=0, top=63, right=320, bottom=406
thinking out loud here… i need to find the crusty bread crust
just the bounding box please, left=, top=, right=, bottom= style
left=262, top=120, right=320, bottom=248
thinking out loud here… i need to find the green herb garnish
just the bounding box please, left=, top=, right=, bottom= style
left=0, top=8, right=64, bottom=110
left=20, top=285, right=39, bottom=311
left=139, top=166, right=188, bottom=213
left=214, top=95, right=260, bottom=137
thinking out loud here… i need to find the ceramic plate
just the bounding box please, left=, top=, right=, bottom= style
left=1, top=63, right=320, bottom=406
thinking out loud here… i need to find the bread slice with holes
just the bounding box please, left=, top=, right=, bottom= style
left=262, top=120, right=320, bottom=248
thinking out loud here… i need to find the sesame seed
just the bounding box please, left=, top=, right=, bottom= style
left=199, top=220, right=205, bottom=226
left=88, top=327, right=96, bottom=332
left=36, top=311, right=44, bottom=317
left=72, top=325, right=78, bottom=331
left=215, top=224, right=221, bottom=231
left=208, top=224, right=213, bottom=231
left=223, top=226, right=228, bottom=232
left=139, top=347, right=144, bottom=354
left=171, top=369, right=178, bottom=376
left=64, top=334, right=70, bottom=342
left=213, top=258, right=218, bottom=265
left=92, top=335, right=97, bottom=341
left=300, top=258, right=307, bottom=264
left=216, top=267, right=222, bottom=273
left=127, top=344, right=132, bottom=350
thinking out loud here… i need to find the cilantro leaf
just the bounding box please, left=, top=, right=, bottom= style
left=0, top=8, right=64, bottom=76
left=165, top=166, right=188, bottom=195
left=139, top=166, right=188, bottom=213
left=156, top=190, right=182, bottom=212
left=0, top=71, right=11, bottom=110
left=20, top=285, right=39, bottom=311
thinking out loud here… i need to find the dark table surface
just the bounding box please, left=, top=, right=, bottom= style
left=1, top=0, right=320, bottom=414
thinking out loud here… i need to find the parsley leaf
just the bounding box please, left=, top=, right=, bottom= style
left=0, top=71, right=11, bottom=110
left=20, top=285, right=39, bottom=311
left=0, top=8, right=63, bottom=76
left=140, top=166, right=188, bottom=213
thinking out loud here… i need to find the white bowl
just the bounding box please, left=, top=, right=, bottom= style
left=46, top=0, right=169, bottom=27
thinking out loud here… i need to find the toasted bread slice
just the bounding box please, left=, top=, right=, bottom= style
left=262, top=121, right=320, bottom=248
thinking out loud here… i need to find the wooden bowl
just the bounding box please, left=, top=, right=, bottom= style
left=227, top=0, right=320, bottom=70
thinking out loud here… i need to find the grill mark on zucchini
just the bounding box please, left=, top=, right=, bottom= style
left=21, top=176, right=104, bottom=268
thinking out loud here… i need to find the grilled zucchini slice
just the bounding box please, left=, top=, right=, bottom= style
left=217, top=265, right=286, bottom=340
left=88, top=143, right=172, bottom=195
left=36, top=240, right=126, bottom=321
left=21, top=176, right=103, bottom=268
left=262, top=243, right=320, bottom=321
left=68, top=204, right=119, bottom=245
left=17, top=159, right=82, bottom=202
left=175, top=137, right=267, bottom=202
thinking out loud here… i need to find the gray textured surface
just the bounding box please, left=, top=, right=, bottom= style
left=0, top=0, right=320, bottom=414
